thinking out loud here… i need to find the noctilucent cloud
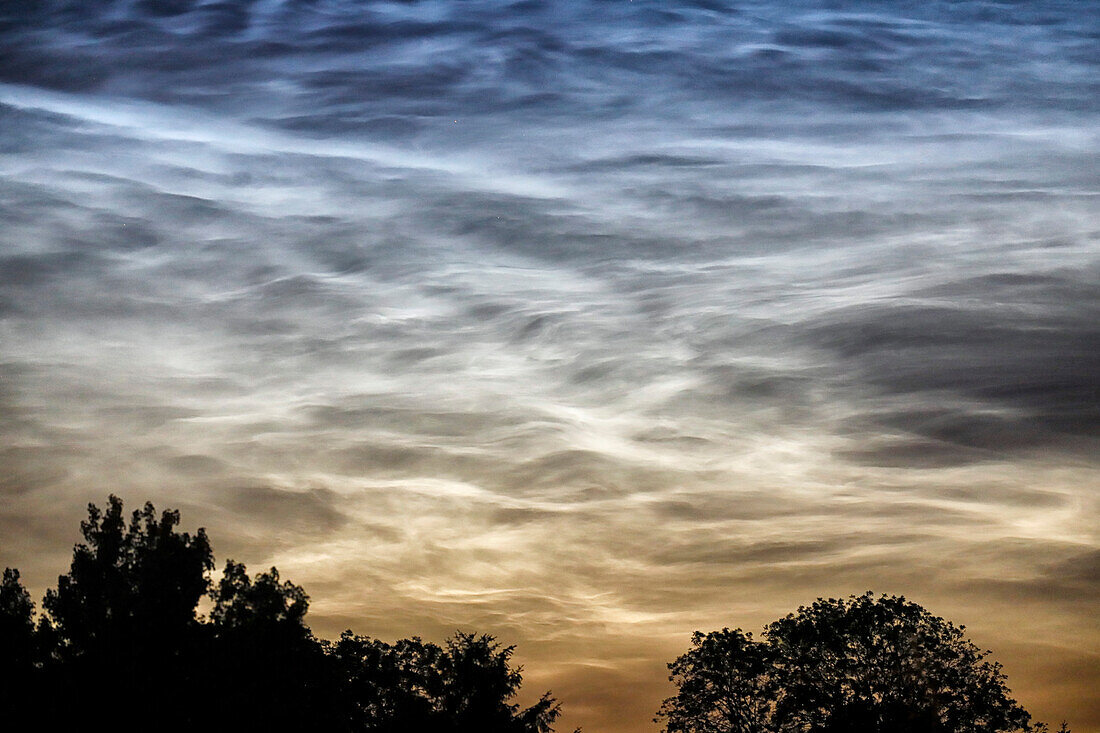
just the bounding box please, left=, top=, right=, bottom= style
left=1, top=1, right=1097, bottom=731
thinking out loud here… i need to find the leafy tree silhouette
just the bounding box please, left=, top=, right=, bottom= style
left=331, top=632, right=444, bottom=730
left=0, top=568, right=36, bottom=712
left=657, top=627, right=772, bottom=733
left=437, top=632, right=561, bottom=732
left=206, top=559, right=342, bottom=729
left=35, top=496, right=214, bottom=726
left=42, top=496, right=213, bottom=658
left=0, top=495, right=566, bottom=732
left=330, top=631, right=562, bottom=732
left=658, top=592, right=1067, bottom=733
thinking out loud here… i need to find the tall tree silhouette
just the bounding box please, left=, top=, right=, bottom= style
left=0, top=568, right=36, bottom=713
left=37, top=496, right=214, bottom=725
left=42, top=496, right=213, bottom=659
left=658, top=592, right=1064, bottom=733
left=437, top=632, right=561, bottom=733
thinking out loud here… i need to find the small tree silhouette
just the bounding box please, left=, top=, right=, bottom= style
left=657, top=627, right=771, bottom=733
left=330, top=630, right=561, bottom=732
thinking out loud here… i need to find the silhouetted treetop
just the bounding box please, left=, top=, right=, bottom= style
left=0, top=568, right=35, bottom=671
left=0, top=568, right=34, bottom=647
left=659, top=627, right=771, bottom=733
left=658, top=592, right=1065, bottom=733
left=0, top=568, right=37, bottom=715
left=211, top=560, right=309, bottom=631
left=42, top=495, right=213, bottom=660
left=331, top=631, right=562, bottom=733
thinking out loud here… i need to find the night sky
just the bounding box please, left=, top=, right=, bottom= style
left=1, top=1, right=1098, bottom=731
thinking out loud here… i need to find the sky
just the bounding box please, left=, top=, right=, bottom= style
left=0, top=1, right=1098, bottom=730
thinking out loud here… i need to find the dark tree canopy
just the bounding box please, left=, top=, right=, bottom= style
left=206, top=559, right=343, bottom=729
left=0, top=496, right=564, bottom=733
left=0, top=568, right=36, bottom=711
left=25, top=497, right=216, bottom=726
left=0, top=568, right=34, bottom=662
left=658, top=592, right=1065, bottom=733
left=42, top=495, right=214, bottom=660
left=658, top=627, right=772, bottom=733
left=330, top=631, right=561, bottom=733
left=211, top=560, right=310, bottom=632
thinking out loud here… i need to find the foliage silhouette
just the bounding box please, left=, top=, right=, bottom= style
left=658, top=627, right=772, bottom=733
left=657, top=592, right=1067, bottom=733
left=0, top=568, right=36, bottom=712
left=42, top=496, right=213, bottom=657
left=0, top=495, right=563, bottom=732
left=206, top=559, right=342, bottom=729
left=32, top=496, right=214, bottom=726
left=330, top=631, right=562, bottom=732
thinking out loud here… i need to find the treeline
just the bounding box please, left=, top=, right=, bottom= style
left=1, top=496, right=1072, bottom=732
left=0, top=496, right=561, bottom=731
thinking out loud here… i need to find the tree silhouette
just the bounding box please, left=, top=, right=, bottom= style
left=330, top=631, right=562, bottom=732
left=206, top=559, right=341, bottom=729
left=0, top=568, right=36, bottom=713
left=211, top=560, right=310, bottom=631
left=34, top=496, right=214, bottom=726
left=657, top=627, right=772, bottom=733
left=437, top=632, right=561, bottom=733
left=331, top=633, right=443, bottom=730
left=42, top=496, right=213, bottom=660
left=658, top=592, right=1064, bottom=733
left=2, top=495, right=566, bottom=732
